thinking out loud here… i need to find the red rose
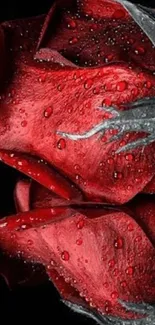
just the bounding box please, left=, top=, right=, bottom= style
left=0, top=0, right=155, bottom=324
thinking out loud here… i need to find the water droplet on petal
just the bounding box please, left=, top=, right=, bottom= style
left=77, top=219, right=84, bottom=229
left=112, top=9, right=125, bottom=19
left=113, top=171, right=123, bottom=179
left=57, top=84, right=64, bottom=91
left=134, top=46, right=145, bottom=55
left=126, top=266, right=134, bottom=276
left=93, top=86, right=100, bottom=94
left=108, top=259, right=115, bottom=268
left=76, top=238, right=83, bottom=245
left=116, top=81, right=128, bottom=92
left=66, top=18, right=77, bottom=29
left=21, top=120, right=27, bottom=127
left=111, top=291, right=118, bottom=299
left=102, top=98, right=112, bottom=107
left=114, top=237, right=123, bottom=249
left=19, top=108, right=25, bottom=114
left=125, top=153, right=134, bottom=161
left=57, top=138, right=66, bottom=150
left=74, top=164, right=80, bottom=171
left=107, top=157, right=114, bottom=165
left=27, top=239, right=33, bottom=246
left=84, top=79, right=93, bottom=89
left=17, top=161, right=23, bottom=166
left=120, top=280, right=127, bottom=288
left=105, top=301, right=111, bottom=313
left=61, top=251, right=70, bottom=261
left=38, top=75, right=46, bottom=83
left=69, top=37, right=78, bottom=45
left=44, top=106, right=53, bottom=118
left=135, top=235, right=142, bottom=242
left=127, top=223, right=134, bottom=231
left=145, top=81, right=152, bottom=89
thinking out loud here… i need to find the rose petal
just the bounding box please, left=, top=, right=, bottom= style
left=34, top=48, right=77, bottom=67
left=31, top=181, right=69, bottom=208
left=0, top=63, right=155, bottom=203
left=47, top=268, right=86, bottom=306
left=35, top=0, right=155, bottom=69
left=14, top=179, right=31, bottom=212
left=0, top=2, right=155, bottom=205
left=0, top=208, right=154, bottom=319
left=0, top=206, right=74, bottom=231
left=0, top=150, right=82, bottom=201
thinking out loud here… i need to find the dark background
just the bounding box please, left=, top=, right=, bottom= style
left=0, top=1, right=154, bottom=324
left=0, top=0, right=155, bottom=21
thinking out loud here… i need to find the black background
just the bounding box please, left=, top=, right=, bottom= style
left=0, top=1, right=154, bottom=324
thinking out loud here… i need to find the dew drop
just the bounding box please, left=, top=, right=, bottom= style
left=20, top=224, right=28, bottom=230
left=127, top=223, right=134, bottom=231
left=89, top=23, right=98, bottom=32
left=93, top=86, right=100, bottom=94
left=120, top=280, right=127, bottom=288
left=108, top=259, right=115, bottom=268
left=69, top=37, right=78, bottom=45
left=57, top=84, right=64, bottom=91
left=129, top=38, right=134, bottom=45
left=57, top=138, right=66, bottom=150
left=131, top=87, right=139, bottom=96
left=76, top=238, right=83, bottom=245
left=111, top=291, right=118, bottom=299
left=134, top=46, right=145, bottom=55
left=17, top=161, right=23, bottom=166
left=44, top=106, right=53, bottom=118
left=112, top=9, right=125, bottom=19
left=113, top=171, right=123, bottom=179
left=19, top=108, right=25, bottom=114
left=126, top=266, right=134, bottom=276
left=135, top=235, right=142, bottom=242
left=74, top=164, right=80, bottom=171
left=38, top=75, right=46, bottom=83
left=66, top=19, right=77, bottom=29
left=21, top=120, right=27, bottom=127
left=105, top=301, right=111, bottom=313
left=106, top=54, right=114, bottom=62
left=102, top=98, right=112, bottom=107
left=61, top=250, right=70, bottom=261
left=27, top=239, right=33, bottom=246
left=77, top=219, right=84, bottom=229
left=107, top=157, right=114, bottom=165
left=125, top=153, right=134, bottom=161
left=84, top=79, right=93, bottom=89
left=67, top=106, right=73, bottom=114
left=145, top=81, right=152, bottom=89
left=50, top=259, right=55, bottom=266
left=114, top=237, right=123, bottom=249
left=116, top=81, right=128, bottom=92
